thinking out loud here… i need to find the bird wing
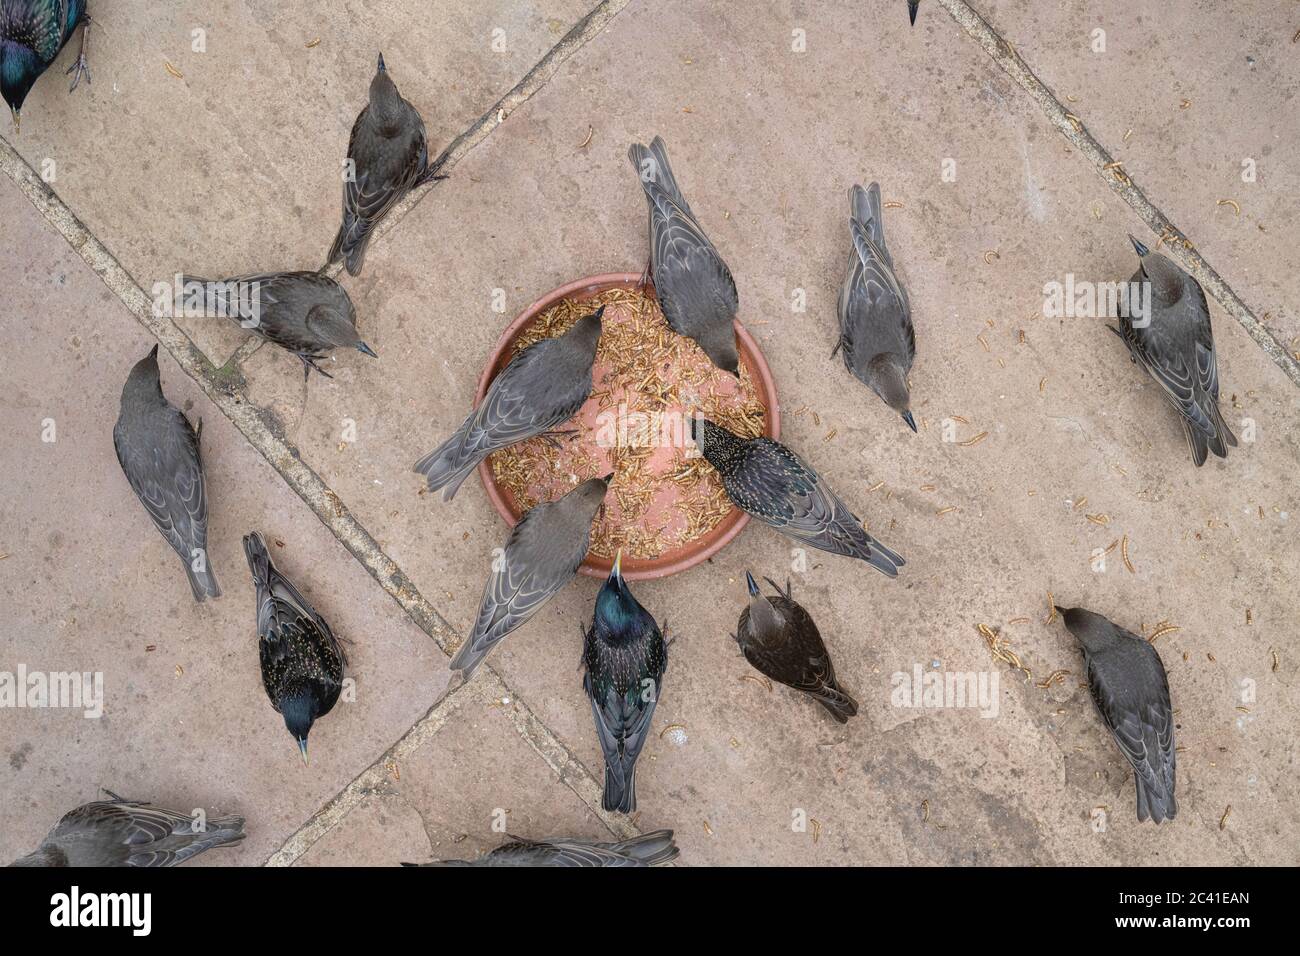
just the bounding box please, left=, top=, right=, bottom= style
left=54, top=800, right=196, bottom=868
left=740, top=600, right=838, bottom=696
left=1122, top=281, right=1220, bottom=439
left=497, top=837, right=648, bottom=867
left=838, top=215, right=914, bottom=366
left=4, top=0, right=72, bottom=60
left=114, top=408, right=210, bottom=568
left=585, top=663, right=660, bottom=803
left=1087, top=650, right=1176, bottom=818
left=336, top=106, right=427, bottom=254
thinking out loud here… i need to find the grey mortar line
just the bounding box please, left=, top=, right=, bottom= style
left=938, top=0, right=1300, bottom=389
left=0, top=0, right=638, bottom=865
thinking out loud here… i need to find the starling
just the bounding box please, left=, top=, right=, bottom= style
left=244, top=531, right=346, bottom=764
left=628, top=135, right=740, bottom=376
left=735, top=572, right=857, bottom=723
left=582, top=551, right=668, bottom=814
left=402, top=829, right=678, bottom=867
left=908, top=0, right=920, bottom=26
left=327, top=53, right=445, bottom=276
left=835, top=183, right=917, bottom=432
left=179, top=270, right=375, bottom=380
left=9, top=790, right=245, bottom=866
left=452, top=475, right=611, bottom=679
left=691, top=418, right=905, bottom=576
left=113, top=344, right=221, bottom=601
left=1, top=0, right=91, bottom=133
left=1111, top=235, right=1236, bottom=466
left=1056, top=605, right=1177, bottom=824
left=413, top=307, right=604, bottom=501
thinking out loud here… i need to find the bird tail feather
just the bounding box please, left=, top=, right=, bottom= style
left=628, top=136, right=686, bottom=209
left=413, top=427, right=481, bottom=501
left=163, top=816, right=246, bottom=866
left=863, top=537, right=905, bottom=577
left=814, top=684, right=859, bottom=724
left=609, top=829, right=679, bottom=866
left=602, top=761, right=636, bottom=814
left=1135, top=780, right=1176, bottom=824
left=1182, top=418, right=1210, bottom=468
left=242, top=531, right=272, bottom=589
left=849, top=182, right=886, bottom=249
left=184, top=562, right=222, bottom=602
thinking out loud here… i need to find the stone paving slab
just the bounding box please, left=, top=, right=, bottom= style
left=255, top=0, right=1298, bottom=865
left=0, top=177, right=449, bottom=865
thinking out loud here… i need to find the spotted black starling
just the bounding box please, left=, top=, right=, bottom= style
left=327, top=52, right=445, bottom=276
left=414, top=308, right=603, bottom=501
left=9, top=790, right=245, bottom=866
left=628, top=136, right=740, bottom=375
left=1111, top=235, right=1236, bottom=466
left=1, top=0, right=91, bottom=133
left=735, top=572, right=857, bottom=723
left=452, top=475, right=612, bottom=678
left=244, top=531, right=346, bottom=764
left=690, top=417, right=905, bottom=576
left=178, top=270, right=375, bottom=380
left=402, top=829, right=678, bottom=867
left=582, top=551, right=668, bottom=814
left=114, top=344, right=221, bottom=601
left=835, top=182, right=917, bottom=432
left=1056, top=605, right=1177, bottom=823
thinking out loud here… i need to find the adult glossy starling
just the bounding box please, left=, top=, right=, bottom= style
left=908, top=0, right=920, bottom=26
left=9, top=790, right=245, bottom=866
left=582, top=551, right=668, bottom=814
left=327, top=53, right=445, bottom=276
left=114, top=344, right=221, bottom=602
left=244, top=531, right=346, bottom=765
left=1111, top=235, right=1236, bottom=466
left=414, top=308, right=604, bottom=501
left=404, top=829, right=678, bottom=867
left=691, top=418, right=905, bottom=576
left=835, top=182, right=916, bottom=432
left=452, top=475, right=611, bottom=679
left=1056, top=605, right=1177, bottom=824
left=1, top=0, right=91, bottom=133
left=179, top=270, right=375, bottom=380
left=628, top=136, right=740, bottom=376
left=735, top=572, right=857, bottom=723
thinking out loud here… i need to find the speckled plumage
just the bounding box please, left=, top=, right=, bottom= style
left=113, top=344, right=221, bottom=602
left=1057, top=606, right=1177, bottom=823
left=736, top=573, right=857, bottom=723
left=327, top=53, right=443, bottom=276
left=179, top=270, right=374, bottom=380
left=1, top=0, right=90, bottom=129
left=835, top=182, right=917, bottom=432
left=582, top=555, right=667, bottom=813
left=629, top=135, right=740, bottom=375
left=414, top=308, right=604, bottom=500
left=1111, top=236, right=1235, bottom=467
left=452, top=476, right=611, bottom=679
left=403, top=829, right=678, bottom=867
left=244, top=532, right=346, bottom=763
left=691, top=418, right=905, bottom=575
left=9, top=791, right=244, bottom=867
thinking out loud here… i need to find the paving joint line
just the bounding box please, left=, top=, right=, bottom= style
left=940, top=0, right=1300, bottom=389
left=0, top=0, right=636, bottom=866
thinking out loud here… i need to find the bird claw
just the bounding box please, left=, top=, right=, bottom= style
left=66, top=55, right=91, bottom=92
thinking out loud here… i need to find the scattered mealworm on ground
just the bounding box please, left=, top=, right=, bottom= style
left=976, top=334, right=990, bottom=352
left=1104, top=539, right=1119, bottom=554
left=1219, top=806, right=1232, bottom=830
left=921, top=799, right=930, bottom=823
left=1272, top=649, right=1280, bottom=672
left=1147, top=623, right=1180, bottom=643
left=1085, top=513, right=1110, bottom=526
left=867, top=480, right=885, bottom=492
left=1245, top=609, right=1252, bottom=625
left=578, top=125, right=594, bottom=149
left=703, top=820, right=713, bottom=835
left=164, top=61, right=184, bottom=79
left=884, top=201, right=904, bottom=208
left=1180, top=98, right=1192, bottom=109
left=1046, top=594, right=1057, bottom=624
left=959, top=432, right=988, bottom=447
left=1207, top=652, right=1216, bottom=662
left=1037, top=669, right=1070, bottom=689
left=1103, top=161, right=1124, bottom=170
left=983, top=250, right=1000, bottom=265
left=1121, top=534, right=1134, bottom=573
left=920, top=484, right=936, bottom=491
left=145, top=645, right=156, bottom=652
left=936, top=506, right=958, bottom=516
left=1009, top=617, right=1030, bottom=625
left=950, top=415, right=970, bottom=424
left=823, top=429, right=837, bottom=442
left=1217, top=198, right=1241, bottom=217
left=1123, top=128, right=1133, bottom=141
left=306, top=38, right=321, bottom=48
left=658, top=723, right=687, bottom=739
left=811, top=818, right=821, bottom=843
left=1073, top=497, right=1088, bottom=510
left=1039, top=377, right=1047, bottom=393
left=1018, top=329, right=1026, bottom=344
left=174, top=665, right=184, bottom=678
left=740, top=674, right=772, bottom=692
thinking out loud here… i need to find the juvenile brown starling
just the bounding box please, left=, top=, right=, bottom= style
left=1111, top=235, right=1236, bottom=466
left=402, top=829, right=678, bottom=867
left=179, top=271, right=375, bottom=380
left=244, top=531, right=346, bottom=764
left=327, top=52, right=445, bottom=276
left=835, top=182, right=917, bottom=432
left=628, top=136, right=740, bottom=375
left=582, top=551, right=668, bottom=813
left=113, top=344, right=221, bottom=601
left=9, top=790, right=245, bottom=867
left=735, top=572, right=857, bottom=723
left=1057, top=605, right=1177, bottom=823
left=691, top=417, right=904, bottom=575
left=414, top=308, right=603, bottom=501
left=452, top=475, right=611, bottom=678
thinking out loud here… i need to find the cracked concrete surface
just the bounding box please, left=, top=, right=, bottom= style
left=1, top=0, right=1296, bottom=866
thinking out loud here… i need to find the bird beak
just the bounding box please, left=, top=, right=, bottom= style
left=357, top=341, right=378, bottom=358
left=902, top=410, right=918, bottom=432
left=601, top=471, right=615, bottom=484
left=1128, top=234, right=1150, bottom=258
left=608, top=549, right=624, bottom=585
left=909, top=0, right=919, bottom=25
left=744, top=570, right=760, bottom=596
left=297, top=738, right=309, bottom=766
left=10, top=107, right=19, bottom=134
left=377, top=53, right=387, bottom=73
left=588, top=305, right=606, bottom=323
